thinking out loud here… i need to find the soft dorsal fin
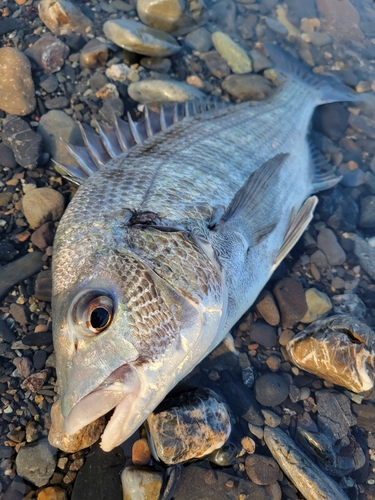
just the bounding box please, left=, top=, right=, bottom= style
left=56, top=98, right=228, bottom=184
left=217, top=153, right=289, bottom=245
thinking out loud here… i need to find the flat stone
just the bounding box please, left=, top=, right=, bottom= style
left=316, top=0, right=363, bottom=42
left=2, top=115, right=43, bottom=169
left=103, top=19, right=181, bottom=57
left=39, top=74, right=59, bottom=93
left=22, top=369, right=50, bottom=392
left=0, top=48, right=36, bottom=116
left=13, top=356, right=34, bottom=378
left=284, top=0, right=317, bottom=25
left=200, top=51, right=230, bottom=79
left=128, top=79, right=204, bottom=104
left=31, top=222, right=55, bottom=250
left=273, top=278, right=307, bottom=328
left=212, top=32, right=252, bottom=74
left=352, top=402, right=375, bottom=433
left=343, top=233, right=375, bottom=280
left=249, top=49, right=273, bottom=73
left=21, top=187, right=65, bottom=229
left=33, top=350, right=48, bottom=370
left=0, top=143, right=17, bottom=168
left=38, top=110, right=85, bottom=165
left=255, top=290, right=280, bottom=326
left=265, top=17, right=288, bottom=36
left=0, top=252, right=44, bottom=302
left=45, top=96, right=70, bottom=110
left=23, top=331, right=53, bottom=347
left=10, top=303, right=29, bottom=326
left=0, top=240, right=18, bottom=263
left=26, top=35, right=69, bottom=73
left=16, top=438, right=57, bottom=487
left=348, top=113, right=375, bottom=139
left=317, top=228, right=346, bottom=266
left=38, top=0, right=93, bottom=36
left=315, top=390, right=356, bottom=441
left=332, top=293, right=366, bottom=319
left=359, top=196, right=375, bottom=228
left=249, top=323, right=278, bottom=348
left=185, top=27, right=212, bottom=52
left=300, top=288, right=332, bottom=324
left=222, top=74, right=272, bottom=101
left=80, top=39, right=109, bottom=69
left=254, top=373, right=290, bottom=407
left=245, top=454, right=280, bottom=485
left=121, top=466, right=162, bottom=500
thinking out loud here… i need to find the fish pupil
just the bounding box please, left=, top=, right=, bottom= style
left=90, top=307, right=109, bottom=330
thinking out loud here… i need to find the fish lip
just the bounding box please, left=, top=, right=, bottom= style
left=64, top=364, right=140, bottom=438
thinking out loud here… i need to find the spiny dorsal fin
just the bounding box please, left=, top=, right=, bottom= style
left=309, top=140, right=342, bottom=192
left=58, top=98, right=228, bottom=184
left=273, top=195, right=318, bottom=270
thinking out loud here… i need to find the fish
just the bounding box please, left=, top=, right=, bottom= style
left=51, top=43, right=359, bottom=452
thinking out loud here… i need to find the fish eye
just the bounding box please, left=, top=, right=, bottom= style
left=72, top=293, right=114, bottom=336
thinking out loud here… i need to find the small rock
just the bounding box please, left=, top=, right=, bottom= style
left=147, top=388, right=231, bottom=464
left=21, top=188, right=65, bottom=229
left=10, top=303, right=29, bottom=326
left=0, top=143, right=17, bottom=168
left=96, top=83, right=119, bottom=100
left=348, top=113, right=375, bottom=139
left=105, top=63, right=132, bottom=82
left=0, top=18, right=19, bottom=36
left=16, top=438, right=57, bottom=487
left=103, top=19, right=181, bottom=57
left=242, top=366, right=255, bottom=387
left=273, top=278, right=307, bottom=328
left=13, top=356, right=33, bottom=378
left=332, top=293, right=366, bottom=319
left=343, top=233, right=375, bottom=280
left=38, top=486, right=67, bottom=500
left=49, top=400, right=105, bottom=453
left=313, top=103, right=349, bottom=141
left=200, top=51, right=230, bottom=79
left=35, top=270, right=53, bottom=302
left=0, top=240, right=18, bottom=263
left=222, top=74, right=272, bottom=101
left=307, top=31, right=331, bottom=47
left=80, top=39, right=109, bottom=69
left=31, top=222, right=55, bottom=250
left=38, top=0, right=93, bottom=36
left=241, top=436, right=256, bottom=454
left=137, top=0, right=185, bottom=32
left=310, top=249, right=328, bottom=269
left=261, top=409, right=281, bottom=427
left=0, top=48, right=36, bottom=116
left=121, top=466, right=162, bottom=500
left=0, top=252, right=44, bottom=302
left=315, top=0, right=363, bottom=42
left=359, top=196, right=375, bottom=228
left=132, top=438, right=151, bottom=465
left=211, top=32, right=252, bottom=74
left=23, top=331, right=53, bottom=347
left=26, top=35, right=69, bottom=73
left=249, top=49, right=273, bottom=73
left=185, top=27, right=212, bottom=52
left=39, top=74, right=59, bottom=93
left=265, top=17, right=288, bottom=36
left=2, top=115, right=43, bottom=169
left=255, top=290, right=280, bottom=326
left=22, top=369, right=50, bottom=392
left=33, top=350, right=48, bottom=370
left=140, top=57, right=171, bottom=73
left=0, top=318, right=16, bottom=343
left=352, top=402, right=375, bottom=433
left=249, top=323, right=277, bottom=348
left=245, top=454, right=280, bottom=485
left=128, top=79, right=204, bottom=104
left=317, top=228, right=346, bottom=266
left=318, top=187, right=358, bottom=232
left=300, top=288, right=332, bottom=324
left=254, top=373, right=290, bottom=407
left=45, top=96, right=70, bottom=110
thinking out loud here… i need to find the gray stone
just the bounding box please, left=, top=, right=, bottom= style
left=249, top=49, right=273, bottom=73
left=254, top=373, right=290, bottom=407
left=103, top=19, right=181, bottom=57
left=359, top=196, right=375, bottom=228
left=26, top=35, right=69, bottom=73
left=112, top=0, right=135, bottom=11
left=310, top=249, right=328, bottom=269
left=39, top=74, right=59, bottom=93
left=249, top=323, right=277, bottom=348
left=343, top=233, right=375, bottom=280
left=16, top=439, right=57, bottom=487
left=261, top=409, right=281, bottom=428
left=38, top=0, right=93, bottom=36
left=317, top=228, right=346, bottom=266
left=80, top=39, right=109, bottom=69
left=300, top=288, right=332, bottom=324
left=349, top=114, right=375, bottom=139
left=21, top=188, right=65, bottom=229
left=0, top=143, right=17, bottom=168
left=332, top=293, right=366, bottom=319
left=137, top=0, right=185, bottom=32
left=265, top=17, right=288, bottom=36
left=212, top=32, right=252, bottom=74
left=45, top=96, right=70, bottom=110
left=352, top=402, right=375, bottom=433
left=38, top=109, right=85, bottom=165
left=2, top=115, right=42, bottom=169
left=200, top=51, right=230, bottom=79
left=245, top=454, right=280, bottom=485
left=140, top=57, right=171, bottom=73
left=0, top=48, right=35, bottom=116
left=0, top=252, right=44, bottom=302
left=308, top=31, right=331, bottom=47
left=316, top=391, right=356, bottom=442
left=273, top=278, right=307, bottom=328
left=222, top=74, right=273, bottom=101
left=185, top=27, right=212, bottom=52
left=128, top=78, right=204, bottom=104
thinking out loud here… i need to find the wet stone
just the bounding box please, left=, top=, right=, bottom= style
left=245, top=454, right=280, bottom=485
left=222, top=74, right=273, bottom=101
left=147, top=388, right=231, bottom=464
left=318, top=187, right=359, bottom=232
left=26, top=35, right=69, bottom=73
left=0, top=318, right=17, bottom=343
left=300, top=288, right=332, bottom=324
left=13, top=356, right=34, bottom=378
left=317, top=228, right=346, bottom=266
left=0, top=143, right=17, bottom=169
left=352, top=402, right=375, bottom=433
left=80, top=39, right=109, bottom=69
left=185, top=27, right=212, bottom=52
left=21, top=188, right=65, bottom=230
left=249, top=323, right=277, bottom=348
left=0, top=18, right=19, bottom=36
left=2, top=115, right=43, bottom=169
left=140, top=57, right=171, bottom=73
left=33, top=350, right=48, bottom=370
left=39, top=74, right=59, bottom=94
left=0, top=240, right=18, bottom=263
left=31, top=222, right=55, bottom=250
left=343, top=233, right=375, bottom=281
left=255, top=290, right=280, bottom=326
left=103, top=19, right=181, bottom=57
left=121, top=466, right=162, bottom=500
left=45, top=96, right=70, bottom=110
left=332, top=293, right=366, bottom=319
left=249, top=49, right=273, bottom=73
left=38, top=0, right=93, bottom=36
left=23, top=331, right=53, bottom=347
left=128, top=79, right=204, bottom=104
left=313, top=103, right=349, bottom=141
left=22, top=369, right=50, bottom=392
left=265, top=17, right=288, bottom=36
left=0, top=252, right=44, bottom=302
left=211, top=32, right=252, bottom=74
left=37, top=486, right=67, bottom=500
left=254, top=373, right=290, bottom=407
left=273, top=278, right=307, bottom=328
left=137, top=0, right=185, bottom=33
left=132, top=438, right=151, bottom=465
left=16, top=438, right=57, bottom=487
left=0, top=48, right=36, bottom=116
left=359, top=196, right=375, bottom=228
left=200, top=51, right=230, bottom=79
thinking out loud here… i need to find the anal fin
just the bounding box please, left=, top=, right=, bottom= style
left=273, top=196, right=318, bottom=270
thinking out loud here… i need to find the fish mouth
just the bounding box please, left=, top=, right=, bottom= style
left=64, top=364, right=140, bottom=451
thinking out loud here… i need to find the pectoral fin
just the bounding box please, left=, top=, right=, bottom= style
left=273, top=196, right=318, bottom=270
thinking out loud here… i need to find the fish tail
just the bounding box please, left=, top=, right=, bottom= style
left=264, top=42, right=361, bottom=104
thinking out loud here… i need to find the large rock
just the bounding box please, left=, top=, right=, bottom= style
left=38, top=0, right=93, bottom=36
left=103, top=19, right=181, bottom=57
left=316, top=0, right=363, bottom=41
left=26, top=35, right=69, bottom=73
left=128, top=78, right=204, bottom=104
left=0, top=48, right=36, bottom=116
left=21, top=187, right=65, bottom=229
left=16, top=439, right=57, bottom=487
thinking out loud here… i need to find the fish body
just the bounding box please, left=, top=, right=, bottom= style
left=52, top=45, right=358, bottom=451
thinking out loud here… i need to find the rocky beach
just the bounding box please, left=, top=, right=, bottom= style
left=1, top=0, right=375, bottom=499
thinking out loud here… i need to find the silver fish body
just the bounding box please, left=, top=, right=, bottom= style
left=52, top=45, right=358, bottom=451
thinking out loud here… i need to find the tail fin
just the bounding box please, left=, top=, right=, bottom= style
left=264, top=42, right=362, bottom=104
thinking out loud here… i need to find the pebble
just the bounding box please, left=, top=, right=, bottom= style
left=317, top=228, right=346, bottom=266
left=255, top=290, right=280, bottom=326
left=80, top=39, right=109, bottom=69
left=33, top=350, right=48, bottom=370
left=241, top=436, right=256, bottom=454
left=0, top=252, right=44, bottom=302
left=185, top=27, right=212, bottom=52
left=31, top=222, right=55, bottom=250
left=106, top=63, right=132, bottom=82
left=249, top=323, right=277, bottom=348
left=23, top=331, right=53, bottom=347
left=38, top=0, right=93, bottom=36
left=21, top=188, right=65, bottom=230
left=39, top=74, right=59, bottom=94
left=211, top=32, right=252, bottom=74
left=49, top=400, right=105, bottom=453
left=318, top=187, right=358, bottom=232
left=300, top=288, right=332, bottom=324
left=200, top=51, right=230, bottom=79
left=359, top=196, right=375, bottom=228
left=254, top=373, right=290, bottom=407
left=13, top=356, right=33, bottom=378
left=348, top=113, right=375, bottom=139
left=313, top=102, right=349, bottom=142
left=140, top=57, right=171, bottom=73
left=222, top=74, right=272, bottom=101
left=265, top=17, right=288, bottom=36
left=245, top=454, right=280, bottom=485
left=0, top=318, right=16, bottom=343
left=2, top=115, right=43, bottom=169
left=273, top=278, right=307, bottom=328
left=16, top=438, right=57, bottom=487
left=137, top=0, right=185, bottom=32
left=38, top=486, right=67, bottom=500
left=332, top=293, right=366, bottom=319
left=121, top=466, right=162, bottom=500
left=131, top=438, right=151, bottom=465
left=38, top=110, right=85, bottom=165
left=0, top=143, right=17, bottom=169
left=26, top=35, right=69, bottom=73
left=103, top=19, right=181, bottom=57
left=343, top=233, right=375, bottom=280
left=249, top=49, right=273, bottom=73
left=315, top=0, right=363, bottom=42
left=0, top=48, right=36, bottom=116
left=352, top=402, right=375, bottom=433
left=128, top=79, right=204, bottom=104
left=22, top=369, right=50, bottom=392
left=261, top=409, right=281, bottom=428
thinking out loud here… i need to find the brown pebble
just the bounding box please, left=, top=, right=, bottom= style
left=132, top=438, right=151, bottom=465
left=204, top=470, right=217, bottom=485
left=37, top=486, right=67, bottom=500
left=245, top=454, right=280, bottom=485
left=255, top=290, right=280, bottom=326
left=241, top=436, right=256, bottom=454
left=225, top=480, right=234, bottom=488
left=279, top=329, right=295, bottom=346
left=273, top=278, right=307, bottom=328
left=266, top=355, right=281, bottom=372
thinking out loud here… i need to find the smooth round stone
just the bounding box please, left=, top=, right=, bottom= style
left=308, top=31, right=331, bottom=47
left=0, top=48, right=36, bottom=116
left=103, top=19, right=181, bottom=57
left=300, top=288, right=332, bottom=324
left=185, top=27, right=212, bottom=52
left=254, top=373, right=290, bottom=407
left=360, top=196, right=375, bottom=228
left=249, top=323, right=277, bottom=348
left=222, top=74, right=272, bottom=101
left=140, top=57, right=171, bottom=73
left=249, top=49, right=273, bottom=73
left=128, top=78, right=204, bottom=104
left=38, top=487, right=67, bottom=500
left=211, top=32, right=252, bottom=74
left=33, top=350, right=48, bottom=370
left=255, top=290, right=280, bottom=326
left=21, top=188, right=65, bottom=229
left=38, top=0, right=93, bottom=36
left=80, top=39, right=109, bottom=68
left=16, top=438, right=57, bottom=487
left=121, top=466, right=162, bottom=500
left=245, top=454, right=280, bottom=485
left=317, top=228, right=346, bottom=266
left=137, top=0, right=185, bottom=32
left=273, top=278, right=307, bottom=329
left=265, top=17, right=288, bottom=36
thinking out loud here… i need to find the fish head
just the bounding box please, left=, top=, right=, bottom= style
left=52, top=225, right=225, bottom=452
